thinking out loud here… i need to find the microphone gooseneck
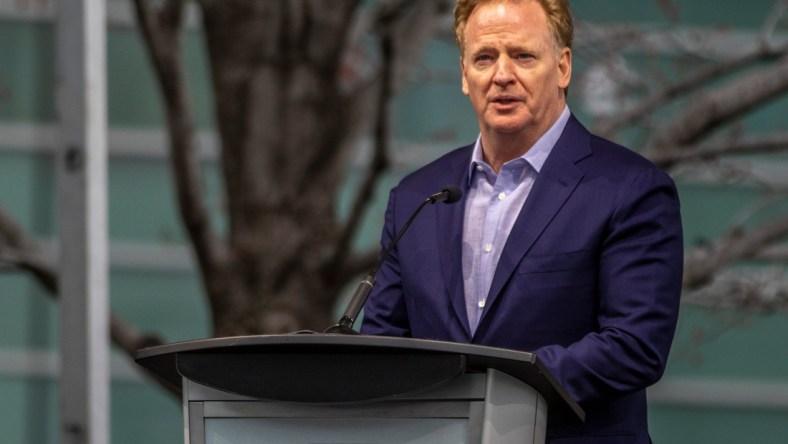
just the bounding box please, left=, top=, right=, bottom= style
left=324, top=186, right=463, bottom=334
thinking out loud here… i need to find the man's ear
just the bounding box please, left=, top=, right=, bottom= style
left=460, top=56, right=469, bottom=96
left=558, top=47, right=572, bottom=90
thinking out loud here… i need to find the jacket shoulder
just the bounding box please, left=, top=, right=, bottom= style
left=396, top=144, right=473, bottom=192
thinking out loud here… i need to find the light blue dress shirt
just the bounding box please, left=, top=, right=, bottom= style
left=462, top=106, right=571, bottom=333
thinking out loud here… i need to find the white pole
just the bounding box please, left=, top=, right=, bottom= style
left=56, top=0, right=110, bottom=442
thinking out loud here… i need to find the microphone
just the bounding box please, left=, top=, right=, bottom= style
left=324, top=185, right=463, bottom=334
left=428, top=186, right=462, bottom=204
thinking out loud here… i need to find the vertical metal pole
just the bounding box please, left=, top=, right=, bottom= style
left=56, top=0, right=109, bottom=443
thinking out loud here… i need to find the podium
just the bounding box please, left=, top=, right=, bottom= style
left=135, top=334, right=583, bottom=444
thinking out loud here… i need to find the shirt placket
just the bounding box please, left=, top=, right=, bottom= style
left=477, top=173, right=508, bottom=322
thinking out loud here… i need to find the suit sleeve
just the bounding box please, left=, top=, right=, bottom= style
left=360, top=188, right=412, bottom=337
left=534, top=168, right=683, bottom=404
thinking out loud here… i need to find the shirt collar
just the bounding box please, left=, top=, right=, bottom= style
left=468, top=105, right=571, bottom=184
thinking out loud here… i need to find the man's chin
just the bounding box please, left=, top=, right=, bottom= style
left=485, top=121, right=530, bottom=135
left=482, top=112, right=532, bottom=131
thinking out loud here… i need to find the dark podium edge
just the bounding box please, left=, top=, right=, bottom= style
left=134, top=333, right=585, bottom=425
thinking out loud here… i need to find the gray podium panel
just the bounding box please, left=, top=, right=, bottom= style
left=184, top=370, right=545, bottom=444
left=482, top=370, right=546, bottom=444
left=184, top=373, right=486, bottom=444
left=136, top=334, right=582, bottom=444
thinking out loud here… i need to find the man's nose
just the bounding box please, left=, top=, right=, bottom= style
left=493, top=56, right=515, bottom=85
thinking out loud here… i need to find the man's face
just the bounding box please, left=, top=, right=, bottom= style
left=461, top=0, right=571, bottom=142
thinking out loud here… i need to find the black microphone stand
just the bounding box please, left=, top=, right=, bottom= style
left=324, top=187, right=461, bottom=334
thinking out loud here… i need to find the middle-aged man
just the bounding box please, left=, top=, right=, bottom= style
left=361, top=0, right=684, bottom=442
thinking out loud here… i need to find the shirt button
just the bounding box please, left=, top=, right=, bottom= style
left=478, top=299, right=486, bottom=308
left=498, top=192, right=506, bottom=200
left=476, top=165, right=483, bottom=172
left=484, top=244, right=493, bottom=253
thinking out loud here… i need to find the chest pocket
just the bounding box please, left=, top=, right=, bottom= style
left=516, top=249, right=596, bottom=291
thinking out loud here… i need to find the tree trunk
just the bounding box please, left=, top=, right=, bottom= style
left=198, top=0, right=361, bottom=335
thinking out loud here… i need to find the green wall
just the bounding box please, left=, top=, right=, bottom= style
left=1, top=0, right=786, bottom=442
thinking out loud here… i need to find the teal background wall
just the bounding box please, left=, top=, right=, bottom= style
left=1, top=0, right=786, bottom=442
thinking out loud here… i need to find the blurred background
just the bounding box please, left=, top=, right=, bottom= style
left=1, top=0, right=787, bottom=442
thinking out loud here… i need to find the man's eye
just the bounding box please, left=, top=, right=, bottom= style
left=475, top=54, right=494, bottom=63
left=515, top=53, right=534, bottom=60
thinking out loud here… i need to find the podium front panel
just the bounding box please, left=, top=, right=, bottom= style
left=185, top=374, right=485, bottom=444
left=184, top=370, right=546, bottom=444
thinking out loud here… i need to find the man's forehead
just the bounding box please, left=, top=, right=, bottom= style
left=464, top=3, right=550, bottom=44
left=466, top=0, right=546, bottom=28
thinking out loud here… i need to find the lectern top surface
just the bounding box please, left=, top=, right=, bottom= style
left=134, top=333, right=584, bottom=424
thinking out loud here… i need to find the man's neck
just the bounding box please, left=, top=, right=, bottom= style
left=480, top=133, right=534, bottom=174
left=480, top=102, right=566, bottom=174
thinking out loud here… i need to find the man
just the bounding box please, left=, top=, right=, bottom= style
left=361, top=0, right=684, bottom=442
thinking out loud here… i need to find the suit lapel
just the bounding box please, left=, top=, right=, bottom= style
left=478, top=117, right=592, bottom=332
left=436, top=147, right=474, bottom=338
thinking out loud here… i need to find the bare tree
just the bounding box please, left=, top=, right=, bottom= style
left=129, top=0, right=454, bottom=339
left=579, top=0, right=788, bottom=315
left=1, top=0, right=454, bottom=357
left=1, top=0, right=787, bottom=397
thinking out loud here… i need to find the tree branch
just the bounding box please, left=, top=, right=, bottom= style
left=649, top=131, right=788, bottom=168
left=683, top=215, right=788, bottom=289
left=645, top=54, right=788, bottom=161
left=683, top=269, right=788, bottom=314
left=325, top=13, right=395, bottom=281
left=325, top=0, right=452, bottom=282
left=759, top=0, right=788, bottom=46
left=595, top=43, right=788, bottom=137
left=132, top=0, right=225, bottom=285
left=110, top=313, right=177, bottom=397
left=755, top=243, right=788, bottom=263
left=0, top=204, right=173, bottom=393
left=0, top=205, right=57, bottom=292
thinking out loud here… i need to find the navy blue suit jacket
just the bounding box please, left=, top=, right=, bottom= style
left=361, top=116, right=684, bottom=443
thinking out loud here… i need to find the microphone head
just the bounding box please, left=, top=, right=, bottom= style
left=441, top=185, right=463, bottom=204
